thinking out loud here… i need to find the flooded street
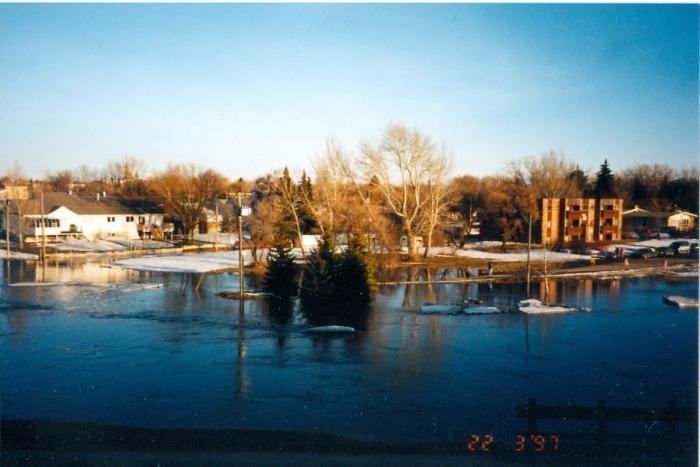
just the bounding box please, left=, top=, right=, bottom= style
left=1, top=259, right=697, bottom=446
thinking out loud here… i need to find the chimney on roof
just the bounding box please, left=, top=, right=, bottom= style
left=96, top=193, right=101, bottom=202
left=68, top=189, right=72, bottom=196
left=102, top=191, right=107, bottom=198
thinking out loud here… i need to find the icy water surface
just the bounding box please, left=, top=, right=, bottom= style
left=0, top=259, right=697, bottom=445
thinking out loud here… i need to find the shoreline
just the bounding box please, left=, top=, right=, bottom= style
left=377, top=258, right=698, bottom=285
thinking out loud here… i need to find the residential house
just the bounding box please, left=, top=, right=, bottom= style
left=622, top=206, right=698, bottom=238
left=1, top=191, right=165, bottom=243
left=665, top=210, right=697, bottom=233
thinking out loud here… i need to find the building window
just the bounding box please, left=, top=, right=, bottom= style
left=139, top=216, right=146, bottom=224
left=605, top=205, right=614, bottom=210
left=572, top=219, right=580, bottom=227
left=572, top=205, right=580, bottom=211
left=34, top=219, right=59, bottom=228
left=107, top=216, right=115, bottom=223
left=126, top=216, right=134, bottom=222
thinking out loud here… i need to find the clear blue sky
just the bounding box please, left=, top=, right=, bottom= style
left=0, top=4, right=697, bottom=180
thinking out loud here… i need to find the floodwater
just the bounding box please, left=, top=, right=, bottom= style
left=0, top=259, right=697, bottom=455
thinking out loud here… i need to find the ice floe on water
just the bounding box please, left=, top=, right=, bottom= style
left=305, top=325, right=356, bottom=334
left=663, top=295, right=699, bottom=309
left=418, top=303, right=505, bottom=315
left=0, top=249, right=39, bottom=260
left=113, top=251, right=255, bottom=273
left=9, top=281, right=166, bottom=292
left=518, top=298, right=590, bottom=314
left=49, top=239, right=174, bottom=252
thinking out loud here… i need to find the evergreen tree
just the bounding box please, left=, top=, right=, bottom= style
left=594, top=159, right=616, bottom=198
left=263, top=245, right=299, bottom=299
left=334, top=234, right=376, bottom=311
left=297, top=170, right=317, bottom=233
left=568, top=165, right=589, bottom=195
left=299, top=234, right=336, bottom=314
left=299, top=232, right=377, bottom=326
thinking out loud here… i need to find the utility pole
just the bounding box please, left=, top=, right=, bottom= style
left=5, top=199, right=10, bottom=259
left=4, top=199, right=10, bottom=284
left=526, top=212, right=532, bottom=297
left=235, top=192, right=251, bottom=300
left=40, top=193, right=46, bottom=264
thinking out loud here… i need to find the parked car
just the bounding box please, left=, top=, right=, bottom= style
left=670, top=241, right=691, bottom=256
left=627, top=247, right=656, bottom=259
left=656, top=246, right=675, bottom=257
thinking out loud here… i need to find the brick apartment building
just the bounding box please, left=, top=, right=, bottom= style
left=541, top=198, right=623, bottom=245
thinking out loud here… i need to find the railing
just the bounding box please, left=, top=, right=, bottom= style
left=516, top=397, right=696, bottom=454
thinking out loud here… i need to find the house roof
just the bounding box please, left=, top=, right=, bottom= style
left=623, top=207, right=698, bottom=220
left=19, top=192, right=163, bottom=216
left=668, top=210, right=698, bottom=218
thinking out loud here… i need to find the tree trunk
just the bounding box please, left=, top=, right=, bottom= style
left=406, top=228, right=415, bottom=261
left=424, top=228, right=433, bottom=258
left=291, top=211, right=304, bottom=256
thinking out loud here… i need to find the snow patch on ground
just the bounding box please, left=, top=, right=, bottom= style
left=113, top=251, right=255, bottom=273
left=462, top=241, right=504, bottom=250
left=194, top=233, right=240, bottom=245
left=454, top=248, right=589, bottom=262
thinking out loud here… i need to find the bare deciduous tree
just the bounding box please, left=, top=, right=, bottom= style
left=47, top=170, right=74, bottom=192
left=148, top=165, right=228, bottom=241
left=304, top=138, right=354, bottom=237
left=75, top=165, right=99, bottom=184
left=5, top=159, right=26, bottom=184
left=508, top=150, right=582, bottom=201
left=276, top=167, right=306, bottom=255
left=420, top=145, right=453, bottom=257
left=359, top=124, right=447, bottom=260
left=105, top=156, right=146, bottom=189
left=245, top=196, right=283, bottom=265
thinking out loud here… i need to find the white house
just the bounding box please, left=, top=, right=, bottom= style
left=1, top=191, right=164, bottom=243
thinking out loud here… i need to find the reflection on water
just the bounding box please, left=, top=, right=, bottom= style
left=0, top=259, right=697, bottom=445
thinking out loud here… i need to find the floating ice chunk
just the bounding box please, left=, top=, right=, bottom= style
left=462, top=306, right=504, bottom=315
left=418, top=304, right=463, bottom=314
left=305, top=325, right=356, bottom=334
left=518, top=298, right=585, bottom=314
left=663, top=295, right=699, bottom=309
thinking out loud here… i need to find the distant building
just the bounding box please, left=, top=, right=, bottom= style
left=622, top=206, right=698, bottom=238
left=666, top=210, right=697, bottom=233
left=0, top=191, right=164, bottom=243
left=541, top=198, right=623, bottom=245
